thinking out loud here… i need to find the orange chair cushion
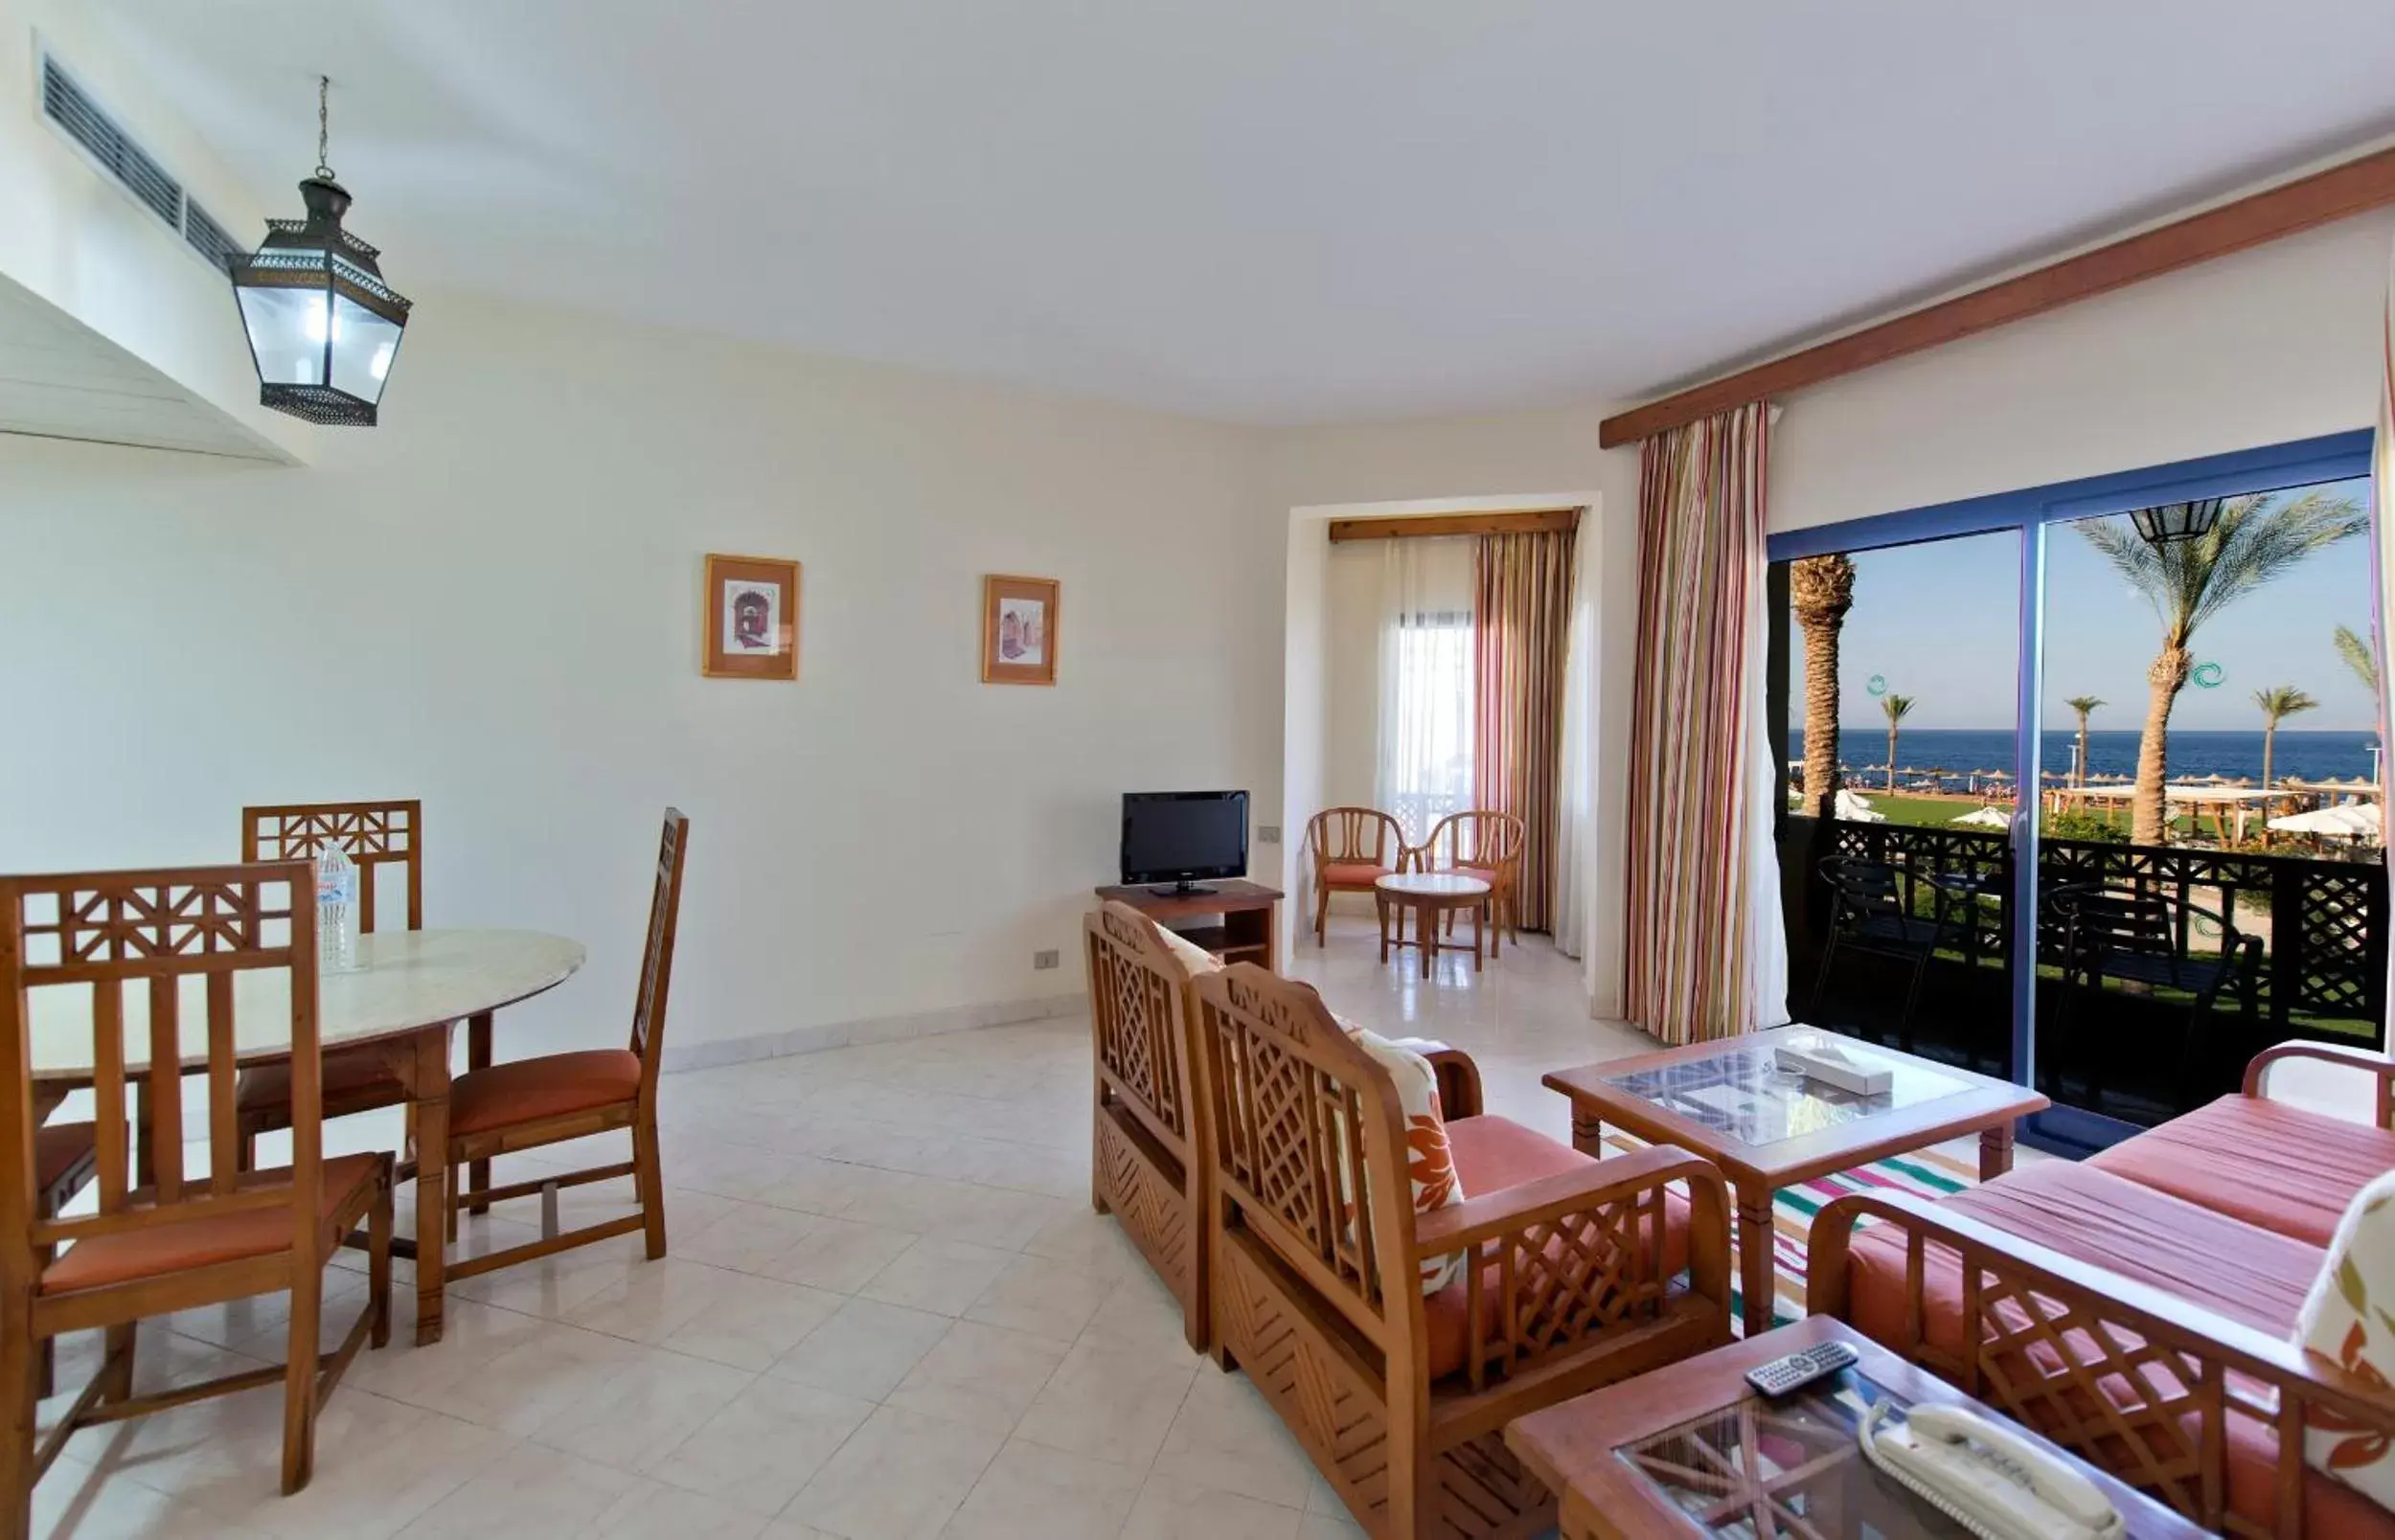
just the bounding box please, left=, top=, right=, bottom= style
left=2087, top=1093, right=2395, bottom=1248
left=1845, top=1161, right=2393, bottom=1537
left=235, top=1046, right=408, bottom=1113
left=1421, top=1116, right=1691, bottom=1382
left=42, top=1153, right=384, bottom=1295
left=1320, top=861, right=1393, bottom=888
left=1453, top=866, right=1504, bottom=886
left=35, top=1123, right=96, bottom=1196
left=449, top=1049, right=643, bottom=1138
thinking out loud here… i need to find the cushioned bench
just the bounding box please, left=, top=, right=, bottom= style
left=1812, top=1041, right=2395, bottom=1539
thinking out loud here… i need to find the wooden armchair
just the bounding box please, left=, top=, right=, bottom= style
left=442, top=809, right=687, bottom=1279
left=234, top=800, right=423, bottom=1169
left=1, top=863, right=394, bottom=1531
left=1306, top=807, right=1405, bottom=945
left=1412, top=810, right=1526, bottom=953
left=1189, top=964, right=1733, bottom=1537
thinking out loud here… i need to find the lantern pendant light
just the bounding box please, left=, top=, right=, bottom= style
left=228, top=76, right=411, bottom=426
left=2130, top=497, right=2224, bottom=548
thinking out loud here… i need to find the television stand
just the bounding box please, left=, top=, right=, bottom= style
left=1094, top=878, right=1283, bottom=972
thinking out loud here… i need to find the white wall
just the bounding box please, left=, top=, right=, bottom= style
left=0, top=0, right=304, bottom=459
left=1322, top=541, right=1381, bottom=812
left=1772, top=213, right=2394, bottom=532
left=0, top=290, right=1283, bottom=1061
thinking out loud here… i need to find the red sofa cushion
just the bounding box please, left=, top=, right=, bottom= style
left=2087, top=1093, right=2395, bottom=1248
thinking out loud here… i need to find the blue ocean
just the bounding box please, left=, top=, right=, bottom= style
left=1789, top=728, right=2381, bottom=783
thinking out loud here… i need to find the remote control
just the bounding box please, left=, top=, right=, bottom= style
left=1744, top=1340, right=1859, bottom=1398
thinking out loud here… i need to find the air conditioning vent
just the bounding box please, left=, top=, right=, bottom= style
left=183, top=199, right=242, bottom=275
left=41, top=57, right=184, bottom=230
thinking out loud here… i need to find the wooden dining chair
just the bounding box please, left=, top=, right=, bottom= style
left=441, top=809, right=688, bottom=1279
left=1305, top=807, right=1405, bottom=945
left=1412, top=809, right=1527, bottom=953
left=31, top=1123, right=95, bottom=1399
left=0, top=862, right=394, bottom=1532
left=233, top=800, right=423, bottom=1171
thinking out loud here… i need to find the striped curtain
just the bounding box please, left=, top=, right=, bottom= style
left=1625, top=402, right=1786, bottom=1044
left=2377, top=228, right=2395, bottom=1013
left=1470, top=532, right=1575, bottom=931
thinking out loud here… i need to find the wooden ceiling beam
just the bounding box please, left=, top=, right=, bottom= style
left=1326, top=508, right=1581, bottom=543
left=1597, top=144, right=2395, bottom=449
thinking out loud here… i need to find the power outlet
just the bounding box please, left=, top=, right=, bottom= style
left=1259, top=825, right=1282, bottom=845
left=1033, top=949, right=1061, bottom=970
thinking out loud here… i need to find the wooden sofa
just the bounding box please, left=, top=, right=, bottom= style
left=1190, top=963, right=1734, bottom=1538
left=1084, top=901, right=1485, bottom=1355
left=1810, top=1041, right=2395, bottom=1539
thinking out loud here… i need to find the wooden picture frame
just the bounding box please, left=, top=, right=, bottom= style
left=981, top=575, right=1060, bottom=686
left=702, top=554, right=800, bottom=680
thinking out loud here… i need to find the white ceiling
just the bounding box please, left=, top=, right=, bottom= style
left=83, top=1, right=2395, bottom=426
left=0, top=272, right=284, bottom=459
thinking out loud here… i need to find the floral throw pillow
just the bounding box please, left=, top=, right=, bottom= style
left=2295, top=1166, right=2395, bottom=1510
left=1338, top=1020, right=1468, bottom=1293
left=1155, top=923, right=1222, bottom=982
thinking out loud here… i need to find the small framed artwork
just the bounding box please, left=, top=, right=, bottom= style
left=981, top=575, right=1060, bottom=687
left=702, top=554, right=800, bottom=680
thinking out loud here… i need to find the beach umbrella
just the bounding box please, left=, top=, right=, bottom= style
left=1950, top=806, right=2012, bottom=829
left=2269, top=804, right=2384, bottom=839
left=1834, top=787, right=1886, bottom=824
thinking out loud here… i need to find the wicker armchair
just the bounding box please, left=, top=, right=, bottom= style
left=1190, top=964, right=1732, bottom=1537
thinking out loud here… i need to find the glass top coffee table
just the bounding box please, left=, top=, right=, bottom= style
left=1505, top=1318, right=2201, bottom=1539
left=1544, top=1028, right=2047, bottom=1334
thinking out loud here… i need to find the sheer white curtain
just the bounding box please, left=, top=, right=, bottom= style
left=1376, top=536, right=1476, bottom=848
left=1552, top=515, right=1598, bottom=962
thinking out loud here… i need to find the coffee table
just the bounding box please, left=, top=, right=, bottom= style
left=1374, top=872, right=1490, bottom=978
left=1544, top=1027, right=2047, bottom=1335
left=1505, top=1316, right=2201, bottom=1538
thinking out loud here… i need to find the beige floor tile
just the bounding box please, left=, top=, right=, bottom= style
left=1296, top=1512, right=1368, bottom=1539
left=1010, top=1336, right=1198, bottom=1468
left=650, top=1376, right=874, bottom=1515
left=1076, top=1272, right=1204, bottom=1367
left=884, top=1320, right=1070, bottom=1433
left=525, top=1347, right=755, bottom=1473
left=1020, top=1209, right=1150, bottom=1282
left=940, top=1439, right=1146, bottom=1540
left=416, top=1318, right=650, bottom=1436
left=563, top=1257, right=747, bottom=1345
left=760, top=1216, right=919, bottom=1294
left=393, top=1440, right=646, bottom=1538
left=1120, top=1474, right=1305, bottom=1540
left=594, top=1483, right=772, bottom=1540
left=345, top=1296, right=559, bottom=1413
left=856, top=1237, right=1015, bottom=1317
left=1150, top=1365, right=1318, bottom=1510
left=768, top=1298, right=951, bottom=1399
left=961, top=1254, right=1114, bottom=1343
left=786, top=1405, right=1006, bottom=1540
left=675, top=1199, right=831, bottom=1274
left=32, top=1451, right=243, bottom=1540
left=660, top=1272, right=845, bottom=1370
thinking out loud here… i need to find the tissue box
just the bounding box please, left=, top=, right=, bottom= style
left=1773, top=1038, right=1892, bottom=1096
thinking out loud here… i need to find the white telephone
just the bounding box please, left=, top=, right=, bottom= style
left=1859, top=1401, right=2125, bottom=1540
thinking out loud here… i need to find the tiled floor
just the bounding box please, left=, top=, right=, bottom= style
left=31, top=917, right=1647, bottom=1540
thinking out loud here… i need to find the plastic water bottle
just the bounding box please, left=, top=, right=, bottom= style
left=316, top=845, right=361, bottom=973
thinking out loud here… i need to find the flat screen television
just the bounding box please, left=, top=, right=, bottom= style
left=1120, top=790, right=1248, bottom=894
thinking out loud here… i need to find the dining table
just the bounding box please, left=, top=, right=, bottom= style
left=28, top=927, right=585, bottom=1346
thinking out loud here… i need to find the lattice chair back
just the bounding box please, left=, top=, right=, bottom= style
left=1191, top=963, right=1421, bottom=1351
left=242, top=800, right=422, bottom=934
left=1415, top=809, right=1524, bottom=875
left=1307, top=807, right=1404, bottom=870
left=1084, top=902, right=1195, bottom=1160
left=0, top=864, right=324, bottom=1266
left=627, top=810, right=691, bottom=1092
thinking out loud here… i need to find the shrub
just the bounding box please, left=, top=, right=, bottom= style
left=2043, top=809, right=2128, bottom=845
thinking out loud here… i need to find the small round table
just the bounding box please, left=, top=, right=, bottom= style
left=1375, top=872, right=1491, bottom=979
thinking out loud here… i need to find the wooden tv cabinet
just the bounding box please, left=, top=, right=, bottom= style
left=1092, top=879, right=1281, bottom=972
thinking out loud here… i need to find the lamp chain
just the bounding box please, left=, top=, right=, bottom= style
left=315, top=75, right=334, bottom=181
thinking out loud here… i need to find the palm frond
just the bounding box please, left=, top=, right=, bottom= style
left=2253, top=685, right=2320, bottom=724
left=2336, top=623, right=2381, bottom=693
left=2079, top=490, right=2367, bottom=646
left=1881, top=692, right=1915, bottom=723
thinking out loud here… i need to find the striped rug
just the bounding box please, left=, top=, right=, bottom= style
left=1592, top=1131, right=1976, bottom=1331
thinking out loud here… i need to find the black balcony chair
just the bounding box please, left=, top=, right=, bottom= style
left=1809, top=858, right=1943, bottom=1050
left=2050, top=885, right=2263, bottom=1116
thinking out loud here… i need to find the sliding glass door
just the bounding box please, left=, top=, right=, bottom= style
left=1769, top=431, right=2384, bottom=1153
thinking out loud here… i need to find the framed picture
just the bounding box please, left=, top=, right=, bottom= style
left=703, top=554, right=800, bottom=680
left=981, top=575, right=1060, bottom=686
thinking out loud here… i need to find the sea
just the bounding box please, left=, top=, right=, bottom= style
left=1788, top=727, right=2382, bottom=784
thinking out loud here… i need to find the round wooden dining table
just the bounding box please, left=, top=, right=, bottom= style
left=30, top=928, right=585, bottom=1345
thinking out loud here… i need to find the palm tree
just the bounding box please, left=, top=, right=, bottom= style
left=1791, top=555, right=1857, bottom=818
left=2080, top=490, right=2366, bottom=845
left=2253, top=684, right=2319, bottom=810
left=2335, top=623, right=2379, bottom=695
left=2064, top=695, right=2104, bottom=787
left=1881, top=693, right=1915, bottom=793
